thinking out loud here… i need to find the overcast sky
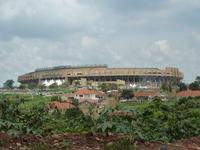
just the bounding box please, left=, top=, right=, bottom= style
left=0, top=0, right=200, bottom=86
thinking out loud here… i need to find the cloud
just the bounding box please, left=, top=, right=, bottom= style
left=81, top=36, right=98, bottom=48
left=0, top=0, right=100, bottom=39
left=154, top=40, right=170, bottom=55
left=0, top=0, right=200, bottom=86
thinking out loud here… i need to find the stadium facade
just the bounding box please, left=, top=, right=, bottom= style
left=18, top=65, right=183, bottom=87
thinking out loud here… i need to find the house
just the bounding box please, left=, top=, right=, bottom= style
left=74, top=88, right=105, bottom=101
left=176, top=90, right=200, bottom=97
left=107, top=90, right=120, bottom=97
left=134, top=91, right=161, bottom=101
left=49, top=101, right=75, bottom=111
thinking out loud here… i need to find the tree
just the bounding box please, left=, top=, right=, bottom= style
left=196, top=76, right=200, bottom=83
left=61, top=81, right=69, bottom=88
left=161, top=83, right=172, bottom=92
left=121, top=89, right=134, bottom=100
left=38, top=84, right=46, bottom=90
left=189, top=81, right=200, bottom=90
left=98, top=83, right=118, bottom=92
left=49, top=83, right=58, bottom=89
left=28, top=83, right=38, bottom=89
left=72, top=98, right=79, bottom=107
left=19, top=83, right=28, bottom=89
left=51, top=95, right=62, bottom=102
left=3, top=80, right=14, bottom=89
left=178, top=82, right=188, bottom=91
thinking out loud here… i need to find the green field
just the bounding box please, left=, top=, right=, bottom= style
left=0, top=93, right=51, bottom=109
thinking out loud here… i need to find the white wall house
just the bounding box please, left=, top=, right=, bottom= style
left=74, top=89, right=100, bottom=101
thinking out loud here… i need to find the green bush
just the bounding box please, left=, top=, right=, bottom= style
left=51, top=96, right=61, bottom=102
left=65, top=107, right=83, bottom=119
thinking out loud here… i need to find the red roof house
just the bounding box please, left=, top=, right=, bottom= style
left=134, top=91, right=160, bottom=97
left=74, top=88, right=105, bottom=101
left=134, top=91, right=161, bottom=101
left=50, top=101, right=75, bottom=111
left=177, top=90, right=200, bottom=97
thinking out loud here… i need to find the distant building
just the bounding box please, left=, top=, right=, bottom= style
left=176, top=90, right=200, bottom=97
left=134, top=91, right=162, bottom=101
left=49, top=101, right=75, bottom=111
left=18, top=64, right=183, bottom=88
left=74, top=88, right=105, bottom=101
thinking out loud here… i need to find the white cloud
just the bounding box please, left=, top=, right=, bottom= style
left=154, top=40, right=171, bottom=55
left=0, top=1, right=20, bottom=21
left=81, top=36, right=98, bottom=48
left=0, top=0, right=101, bottom=39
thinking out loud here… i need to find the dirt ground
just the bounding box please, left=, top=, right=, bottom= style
left=0, top=132, right=200, bottom=150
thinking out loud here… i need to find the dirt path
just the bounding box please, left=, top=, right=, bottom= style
left=0, top=132, right=200, bottom=150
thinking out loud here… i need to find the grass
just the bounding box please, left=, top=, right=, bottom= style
left=19, top=95, right=51, bottom=109
left=63, top=88, right=74, bottom=93
left=0, top=93, right=51, bottom=110
left=117, top=101, right=151, bottom=111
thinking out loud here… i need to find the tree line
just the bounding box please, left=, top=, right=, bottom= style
left=178, top=76, right=200, bottom=91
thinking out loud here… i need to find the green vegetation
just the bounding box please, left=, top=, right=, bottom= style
left=189, top=81, right=200, bottom=90
left=178, top=82, right=188, bottom=91
left=98, top=83, right=118, bottom=92
left=1, top=93, right=200, bottom=143
left=121, top=89, right=134, bottom=100
left=161, top=83, right=172, bottom=92
left=3, top=79, right=14, bottom=89
left=116, top=101, right=150, bottom=111
left=177, top=76, right=200, bottom=91
left=62, top=88, right=74, bottom=93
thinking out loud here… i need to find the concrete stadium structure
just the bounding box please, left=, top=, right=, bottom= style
left=18, top=65, right=183, bottom=87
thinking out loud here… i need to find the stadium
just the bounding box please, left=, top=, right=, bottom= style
left=18, top=65, right=183, bottom=87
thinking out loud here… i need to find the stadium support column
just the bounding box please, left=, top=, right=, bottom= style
left=65, top=77, right=68, bottom=82
left=38, top=78, right=41, bottom=85
left=127, top=76, right=130, bottom=85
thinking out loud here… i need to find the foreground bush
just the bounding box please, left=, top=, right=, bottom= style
left=94, top=97, right=200, bottom=142
left=1, top=96, right=200, bottom=143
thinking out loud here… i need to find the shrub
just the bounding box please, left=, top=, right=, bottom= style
left=50, top=96, right=61, bottom=102
left=65, top=107, right=83, bottom=119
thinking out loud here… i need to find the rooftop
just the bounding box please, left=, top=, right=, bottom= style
left=134, top=91, right=161, bottom=97
left=50, top=101, right=74, bottom=111
left=176, top=90, right=200, bottom=97
left=75, top=89, right=99, bottom=95
left=35, top=64, right=108, bottom=72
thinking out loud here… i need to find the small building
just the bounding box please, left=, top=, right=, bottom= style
left=74, top=88, right=105, bottom=101
left=107, top=90, right=120, bottom=97
left=176, top=90, right=200, bottom=97
left=134, top=91, right=161, bottom=101
left=49, top=101, right=75, bottom=112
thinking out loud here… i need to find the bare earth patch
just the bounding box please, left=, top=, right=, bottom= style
left=0, top=132, right=200, bottom=150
